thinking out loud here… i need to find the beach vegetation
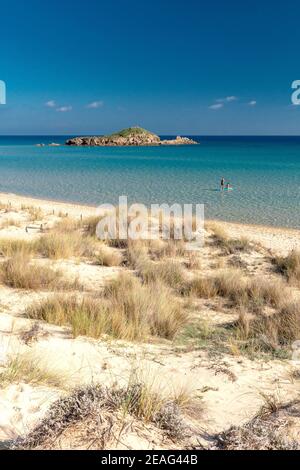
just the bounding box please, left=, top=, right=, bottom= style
left=27, top=272, right=187, bottom=340
left=22, top=205, right=44, bottom=221
left=35, top=231, right=97, bottom=260
left=0, top=238, right=36, bottom=257
left=0, top=252, right=71, bottom=290
left=273, top=250, right=300, bottom=283
left=0, top=352, right=65, bottom=388
left=93, top=245, right=123, bottom=267
left=185, top=269, right=287, bottom=311
left=209, top=224, right=252, bottom=254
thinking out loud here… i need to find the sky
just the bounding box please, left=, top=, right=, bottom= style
left=0, top=0, right=300, bottom=135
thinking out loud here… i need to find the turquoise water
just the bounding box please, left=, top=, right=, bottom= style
left=0, top=136, right=300, bottom=228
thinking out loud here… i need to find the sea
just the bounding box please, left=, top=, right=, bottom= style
left=0, top=135, right=300, bottom=228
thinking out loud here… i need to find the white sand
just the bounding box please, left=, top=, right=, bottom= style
left=0, top=192, right=299, bottom=449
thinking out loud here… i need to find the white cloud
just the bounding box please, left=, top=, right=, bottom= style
left=226, top=96, right=238, bottom=102
left=86, top=100, right=104, bottom=109
left=56, top=106, right=72, bottom=112
left=248, top=100, right=257, bottom=106
left=216, top=96, right=238, bottom=103
left=209, top=103, right=224, bottom=110
left=45, top=100, right=56, bottom=108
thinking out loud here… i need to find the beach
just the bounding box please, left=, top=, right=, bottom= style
left=1, top=191, right=300, bottom=255
left=0, top=191, right=300, bottom=449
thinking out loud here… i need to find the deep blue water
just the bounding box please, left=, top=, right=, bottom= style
left=0, top=135, right=300, bottom=228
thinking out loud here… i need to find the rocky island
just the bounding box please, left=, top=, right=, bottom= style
left=65, top=127, right=198, bottom=146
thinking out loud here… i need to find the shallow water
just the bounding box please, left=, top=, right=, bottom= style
left=0, top=136, right=300, bottom=228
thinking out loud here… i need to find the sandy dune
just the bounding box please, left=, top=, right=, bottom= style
left=0, top=192, right=299, bottom=449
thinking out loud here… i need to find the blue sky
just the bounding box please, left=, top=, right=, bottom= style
left=0, top=0, right=299, bottom=135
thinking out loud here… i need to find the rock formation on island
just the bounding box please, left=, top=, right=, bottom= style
left=65, top=127, right=198, bottom=147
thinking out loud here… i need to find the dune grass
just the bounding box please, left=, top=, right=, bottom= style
left=126, top=242, right=185, bottom=288
left=273, top=250, right=300, bottom=284
left=0, top=218, right=21, bottom=229
left=0, top=238, right=36, bottom=257
left=210, top=224, right=251, bottom=255
left=82, top=215, right=102, bottom=237
left=158, top=213, right=198, bottom=241
left=185, top=252, right=201, bottom=270
left=93, top=245, right=123, bottom=267
left=103, top=273, right=187, bottom=339
left=126, top=240, right=149, bottom=269
left=121, top=368, right=199, bottom=427
left=186, top=276, right=219, bottom=298
left=27, top=295, right=109, bottom=338
left=0, top=253, right=69, bottom=290
left=236, top=301, right=300, bottom=353
left=0, top=353, right=65, bottom=388
left=21, top=205, right=44, bottom=221
left=15, top=376, right=192, bottom=449
left=185, top=269, right=287, bottom=313
left=140, top=259, right=185, bottom=289
left=35, top=231, right=97, bottom=260
left=54, top=217, right=83, bottom=233
left=27, top=272, right=187, bottom=341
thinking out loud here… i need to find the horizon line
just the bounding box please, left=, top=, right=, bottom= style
left=1, top=134, right=300, bottom=137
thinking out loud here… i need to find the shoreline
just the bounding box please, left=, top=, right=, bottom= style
left=1, top=191, right=300, bottom=255
left=1, top=190, right=300, bottom=232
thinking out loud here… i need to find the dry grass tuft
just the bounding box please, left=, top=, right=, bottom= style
left=0, top=238, right=36, bottom=257
left=158, top=213, right=197, bottom=242
left=186, top=269, right=287, bottom=311
left=145, top=239, right=186, bottom=260
left=163, top=240, right=186, bottom=258
left=54, top=218, right=82, bottom=233
left=126, top=240, right=149, bottom=268
left=139, top=259, right=185, bottom=289
left=36, top=232, right=97, bottom=260
left=186, top=276, right=218, bottom=298
left=126, top=243, right=186, bottom=289
left=13, top=380, right=190, bottom=449
left=93, top=245, right=123, bottom=267
left=0, top=253, right=68, bottom=290
left=22, top=205, right=44, bottom=221
left=236, top=301, right=300, bottom=352
left=0, top=218, right=21, bottom=229
left=27, top=295, right=108, bottom=338
left=82, top=216, right=102, bottom=237
left=210, top=224, right=251, bottom=255
left=27, top=272, right=187, bottom=340
left=185, top=252, right=201, bottom=270
left=103, top=272, right=187, bottom=339
left=274, top=250, right=300, bottom=283
left=0, top=353, right=65, bottom=388
left=214, top=400, right=300, bottom=450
